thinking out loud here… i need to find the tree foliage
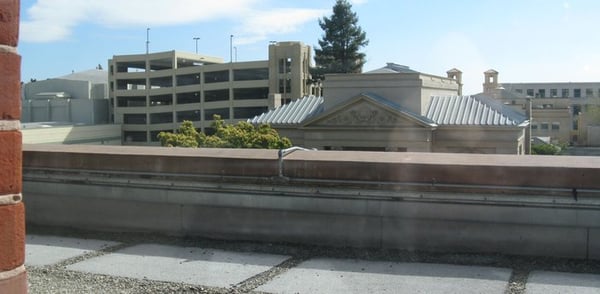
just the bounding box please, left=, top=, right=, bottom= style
left=158, top=115, right=292, bottom=149
left=531, top=143, right=562, bottom=155
left=312, top=0, right=369, bottom=80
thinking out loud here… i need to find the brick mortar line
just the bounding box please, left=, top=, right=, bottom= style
left=0, top=193, right=22, bottom=205
left=0, top=120, right=21, bottom=131
left=0, top=264, right=25, bottom=281
left=0, top=45, right=17, bottom=54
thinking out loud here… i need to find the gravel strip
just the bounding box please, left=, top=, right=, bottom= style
left=26, top=226, right=600, bottom=294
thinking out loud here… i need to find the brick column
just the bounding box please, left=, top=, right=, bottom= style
left=0, top=0, right=27, bottom=293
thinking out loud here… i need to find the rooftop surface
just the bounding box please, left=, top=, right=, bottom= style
left=26, top=228, right=600, bottom=293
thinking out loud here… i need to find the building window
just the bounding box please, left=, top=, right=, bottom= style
left=176, top=110, right=200, bottom=122
left=538, top=89, right=546, bottom=98
left=149, top=94, right=172, bottom=106
left=149, top=76, right=173, bottom=89
left=204, top=70, right=229, bottom=83
left=561, top=89, right=569, bottom=98
left=150, top=112, right=173, bottom=124
left=550, top=89, right=557, bottom=97
left=586, top=88, right=593, bottom=97
left=204, top=89, right=230, bottom=102
left=150, top=130, right=171, bottom=142
left=233, top=106, right=268, bottom=119
left=123, top=131, right=147, bottom=142
left=278, top=58, right=292, bottom=74
left=551, top=122, right=560, bottom=131
left=574, top=88, right=581, bottom=98
left=526, top=89, right=534, bottom=97
left=177, top=92, right=200, bottom=104
left=117, top=96, right=146, bottom=107
left=205, top=108, right=230, bottom=120
left=541, top=122, right=549, bottom=130
left=233, top=87, right=269, bottom=100
left=233, top=68, right=269, bottom=81
left=515, top=89, right=523, bottom=94
left=176, top=74, right=200, bottom=86
left=278, top=79, right=292, bottom=94
left=531, top=123, right=538, bottom=130
left=123, top=113, right=146, bottom=124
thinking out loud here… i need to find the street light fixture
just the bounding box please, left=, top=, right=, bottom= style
left=193, top=37, right=200, bottom=54
left=229, top=35, right=234, bottom=63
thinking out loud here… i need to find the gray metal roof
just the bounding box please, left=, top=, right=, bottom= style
left=426, top=95, right=528, bottom=126
left=365, top=63, right=420, bottom=74
left=248, top=95, right=324, bottom=126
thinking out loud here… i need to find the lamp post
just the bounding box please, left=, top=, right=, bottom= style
left=193, top=37, right=200, bottom=54
left=146, top=28, right=150, bottom=54
left=229, top=34, right=233, bottom=63
left=234, top=46, right=237, bottom=62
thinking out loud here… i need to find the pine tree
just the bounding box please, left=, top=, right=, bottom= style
left=313, top=0, right=368, bottom=80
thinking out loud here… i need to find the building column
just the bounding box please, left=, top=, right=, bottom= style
left=0, top=0, right=27, bottom=293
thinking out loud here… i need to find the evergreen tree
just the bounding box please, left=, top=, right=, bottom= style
left=313, top=0, right=368, bottom=80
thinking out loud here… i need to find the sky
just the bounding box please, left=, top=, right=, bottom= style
left=18, top=0, right=600, bottom=95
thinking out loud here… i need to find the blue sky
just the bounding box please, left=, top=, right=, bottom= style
left=18, top=0, right=600, bottom=95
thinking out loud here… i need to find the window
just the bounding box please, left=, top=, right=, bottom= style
left=278, top=58, right=292, bottom=74
left=233, top=106, right=268, bottom=119
left=150, top=130, right=171, bottom=142
left=177, top=92, right=200, bottom=104
left=149, top=76, right=172, bottom=88
left=526, top=89, right=534, bottom=97
left=204, top=89, right=229, bottom=102
left=123, top=131, right=147, bottom=142
left=574, top=88, right=581, bottom=98
left=177, top=74, right=200, bottom=86
left=541, top=122, right=549, bottom=130
left=550, top=89, right=557, bottom=97
left=233, top=87, right=269, bottom=100
left=176, top=110, right=200, bottom=122
left=586, top=88, right=593, bottom=97
left=279, top=79, right=292, bottom=94
left=233, top=68, right=269, bottom=81
left=117, top=96, right=146, bottom=107
left=149, top=112, right=173, bottom=124
left=205, top=108, right=230, bottom=120
left=551, top=122, right=560, bottom=130
left=561, top=89, right=569, bottom=98
left=515, top=89, right=523, bottom=94
left=204, top=70, right=229, bottom=83
left=123, top=113, right=146, bottom=124
left=149, top=94, right=172, bottom=106
left=538, top=89, right=546, bottom=98
left=531, top=123, right=538, bottom=130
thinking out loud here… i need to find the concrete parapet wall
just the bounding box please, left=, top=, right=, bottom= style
left=23, top=145, right=600, bottom=260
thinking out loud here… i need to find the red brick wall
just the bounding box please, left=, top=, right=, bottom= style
left=0, top=0, right=27, bottom=292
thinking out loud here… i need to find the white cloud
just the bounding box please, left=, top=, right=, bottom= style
left=234, top=8, right=326, bottom=45
left=21, top=0, right=323, bottom=44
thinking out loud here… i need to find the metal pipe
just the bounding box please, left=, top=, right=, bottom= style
left=278, top=146, right=316, bottom=177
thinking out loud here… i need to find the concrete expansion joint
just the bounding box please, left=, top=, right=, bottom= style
left=0, top=45, right=17, bottom=54
left=0, top=193, right=22, bottom=205
left=0, top=120, right=21, bottom=131
left=0, top=265, right=25, bottom=281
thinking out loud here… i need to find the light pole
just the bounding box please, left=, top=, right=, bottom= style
left=146, top=28, right=150, bottom=54
left=193, top=37, right=200, bottom=54
left=229, top=34, right=233, bottom=63
left=234, top=46, right=237, bottom=62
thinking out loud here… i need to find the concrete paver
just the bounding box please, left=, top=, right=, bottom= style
left=26, top=235, right=119, bottom=267
left=256, top=257, right=512, bottom=294
left=66, top=243, right=291, bottom=288
left=526, top=271, right=600, bottom=294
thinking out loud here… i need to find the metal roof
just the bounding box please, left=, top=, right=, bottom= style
left=57, top=69, right=108, bottom=84
left=365, top=63, right=420, bottom=74
left=248, top=95, right=324, bottom=126
left=426, top=95, right=528, bottom=126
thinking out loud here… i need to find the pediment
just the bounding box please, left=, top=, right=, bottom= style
left=304, top=97, right=430, bottom=128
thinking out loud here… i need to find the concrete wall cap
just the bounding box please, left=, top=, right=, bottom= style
left=0, top=45, right=16, bottom=54
left=0, top=193, right=21, bottom=205
left=0, top=264, right=24, bottom=281
left=0, top=121, right=20, bottom=131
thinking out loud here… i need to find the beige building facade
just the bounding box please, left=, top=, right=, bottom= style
left=109, top=42, right=312, bottom=145
left=481, top=70, right=600, bottom=146
left=251, top=64, right=528, bottom=154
